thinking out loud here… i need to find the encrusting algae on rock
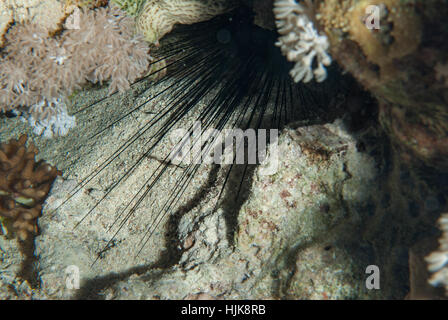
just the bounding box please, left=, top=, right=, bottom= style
left=313, top=0, right=448, bottom=169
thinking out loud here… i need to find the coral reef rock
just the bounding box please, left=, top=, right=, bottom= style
left=0, top=0, right=75, bottom=47
left=9, top=109, right=439, bottom=299
left=314, top=0, right=448, bottom=169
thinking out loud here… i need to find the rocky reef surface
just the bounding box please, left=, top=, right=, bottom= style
left=0, top=0, right=447, bottom=300
left=1, top=75, right=445, bottom=298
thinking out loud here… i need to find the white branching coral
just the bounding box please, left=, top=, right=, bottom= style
left=24, top=98, right=76, bottom=138
left=426, top=213, right=448, bottom=295
left=274, top=0, right=331, bottom=83
left=0, top=4, right=152, bottom=138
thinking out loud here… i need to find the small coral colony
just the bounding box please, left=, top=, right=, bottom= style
left=0, top=0, right=447, bottom=296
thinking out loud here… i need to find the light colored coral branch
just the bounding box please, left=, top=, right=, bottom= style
left=274, top=0, right=331, bottom=83
left=426, top=213, right=448, bottom=296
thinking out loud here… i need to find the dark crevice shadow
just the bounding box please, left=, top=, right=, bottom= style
left=219, top=163, right=256, bottom=247
left=162, top=163, right=221, bottom=268
left=72, top=262, right=158, bottom=300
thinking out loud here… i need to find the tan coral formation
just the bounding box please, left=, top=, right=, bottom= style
left=314, top=0, right=448, bottom=169
left=0, top=4, right=150, bottom=107
left=0, top=0, right=77, bottom=47
left=317, top=0, right=421, bottom=90
left=0, top=0, right=109, bottom=47
left=111, top=0, right=145, bottom=16
left=136, top=0, right=239, bottom=43
left=0, top=135, right=61, bottom=241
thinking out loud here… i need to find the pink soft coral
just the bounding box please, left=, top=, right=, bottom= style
left=0, top=4, right=152, bottom=137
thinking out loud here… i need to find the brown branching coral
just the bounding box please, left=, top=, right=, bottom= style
left=0, top=135, right=61, bottom=241
left=0, top=4, right=152, bottom=138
